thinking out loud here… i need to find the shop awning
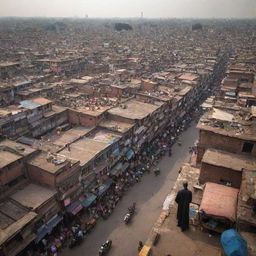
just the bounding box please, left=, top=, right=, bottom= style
left=97, top=178, right=113, bottom=197
left=66, top=201, right=83, bottom=215
left=35, top=225, right=48, bottom=244
left=47, top=215, right=63, bottom=230
left=126, top=149, right=134, bottom=160
left=111, top=147, right=120, bottom=156
left=81, top=194, right=97, bottom=208
left=35, top=215, right=63, bottom=243
left=72, top=204, right=83, bottom=215
left=111, top=162, right=122, bottom=176
left=111, top=162, right=130, bottom=176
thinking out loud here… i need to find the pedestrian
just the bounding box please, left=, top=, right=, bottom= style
left=138, top=241, right=143, bottom=252
left=175, top=181, right=192, bottom=232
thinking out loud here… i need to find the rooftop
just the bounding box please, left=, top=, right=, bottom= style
left=197, top=108, right=256, bottom=142
left=237, top=170, right=256, bottom=226
left=0, top=62, right=20, bottom=68
left=178, top=73, right=198, bottom=81
left=199, top=182, right=239, bottom=222
left=107, top=99, right=161, bottom=120
left=202, top=149, right=256, bottom=172
left=75, top=106, right=110, bottom=117
left=53, top=126, right=93, bottom=148
left=0, top=210, right=37, bottom=245
left=89, top=130, right=121, bottom=144
left=59, top=137, right=113, bottom=166
left=28, top=151, right=77, bottom=174
left=20, top=97, right=52, bottom=109
left=99, top=119, right=134, bottom=133
left=0, top=151, right=23, bottom=169
left=11, top=183, right=56, bottom=210
left=0, top=140, right=37, bottom=169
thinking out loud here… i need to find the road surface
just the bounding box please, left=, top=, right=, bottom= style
left=62, top=122, right=199, bottom=256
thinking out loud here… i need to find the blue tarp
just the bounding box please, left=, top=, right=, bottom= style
left=35, top=215, right=63, bottom=243
left=35, top=225, right=48, bottom=244
left=81, top=194, right=97, bottom=208
left=112, top=147, right=120, bottom=156
left=47, top=215, right=63, bottom=230
left=66, top=201, right=81, bottom=213
left=221, top=229, right=248, bottom=256
left=126, top=149, right=134, bottom=160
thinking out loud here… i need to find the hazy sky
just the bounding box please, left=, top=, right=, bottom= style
left=0, top=0, right=255, bottom=18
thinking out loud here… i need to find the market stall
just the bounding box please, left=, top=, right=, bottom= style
left=199, top=182, right=239, bottom=233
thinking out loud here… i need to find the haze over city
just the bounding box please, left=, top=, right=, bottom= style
left=0, top=0, right=256, bottom=18
left=0, top=0, right=256, bottom=255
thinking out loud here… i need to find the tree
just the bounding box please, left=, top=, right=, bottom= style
left=192, top=23, right=203, bottom=31
left=114, top=23, right=133, bottom=31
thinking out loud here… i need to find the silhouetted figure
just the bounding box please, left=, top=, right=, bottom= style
left=175, top=182, right=192, bottom=231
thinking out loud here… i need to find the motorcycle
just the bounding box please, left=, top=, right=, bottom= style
left=128, top=202, right=136, bottom=215
left=124, top=213, right=132, bottom=224
left=99, top=240, right=112, bottom=256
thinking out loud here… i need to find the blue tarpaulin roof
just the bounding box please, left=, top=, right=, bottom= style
left=35, top=225, right=48, bottom=244
left=221, top=229, right=248, bottom=256
left=126, top=149, right=134, bottom=160
left=47, top=215, right=63, bottom=230
left=35, top=215, right=63, bottom=243
left=81, top=194, right=97, bottom=208
left=66, top=201, right=81, bottom=213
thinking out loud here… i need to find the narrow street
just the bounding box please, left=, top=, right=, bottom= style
left=62, top=122, right=199, bottom=256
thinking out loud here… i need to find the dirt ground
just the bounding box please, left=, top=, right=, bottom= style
left=151, top=207, right=221, bottom=256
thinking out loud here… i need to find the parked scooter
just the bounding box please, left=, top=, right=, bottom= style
left=124, top=213, right=132, bottom=224
left=99, top=240, right=112, bottom=256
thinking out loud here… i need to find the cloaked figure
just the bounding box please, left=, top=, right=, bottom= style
left=175, top=181, right=192, bottom=231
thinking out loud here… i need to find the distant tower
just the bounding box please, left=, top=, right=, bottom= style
left=141, top=12, right=143, bottom=18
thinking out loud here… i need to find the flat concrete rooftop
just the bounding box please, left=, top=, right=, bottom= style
left=108, top=99, right=161, bottom=120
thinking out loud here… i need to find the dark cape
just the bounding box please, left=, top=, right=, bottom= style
left=175, top=188, right=192, bottom=231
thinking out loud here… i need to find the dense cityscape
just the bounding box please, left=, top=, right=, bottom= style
left=0, top=16, right=255, bottom=256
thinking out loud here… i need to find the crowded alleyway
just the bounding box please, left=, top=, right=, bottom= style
left=61, top=121, right=199, bottom=256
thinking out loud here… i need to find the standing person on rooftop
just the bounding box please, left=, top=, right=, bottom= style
left=175, top=181, right=192, bottom=231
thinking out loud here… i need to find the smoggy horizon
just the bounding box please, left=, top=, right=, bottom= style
left=0, top=0, right=255, bottom=19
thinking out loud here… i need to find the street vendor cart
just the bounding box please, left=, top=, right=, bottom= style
left=199, top=182, right=239, bottom=233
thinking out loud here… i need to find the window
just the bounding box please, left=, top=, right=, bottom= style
left=242, top=142, right=254, bottom=153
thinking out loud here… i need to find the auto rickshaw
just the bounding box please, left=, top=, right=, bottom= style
left=139, top=245, right=152, bottom=256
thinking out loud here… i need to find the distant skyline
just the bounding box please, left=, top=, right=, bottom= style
left=0, top=0, right=255, bottom=19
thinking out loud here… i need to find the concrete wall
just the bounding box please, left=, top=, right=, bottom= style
left=0, top=161, right=23, bottom=185
left=197, top=130, right=256, bottom=162
left=141, top=80, right=157, bottom=91
left=199, top=162, right=242, bottom=188
left=36, top=196, right=60, bottom=221
left=108, top=113, right=135, bottom=124
left=68, top=109, right=104, bottom=127
left=27, top=164, right=55, bottom=188
left=56, top=162, right=81, bottom=186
